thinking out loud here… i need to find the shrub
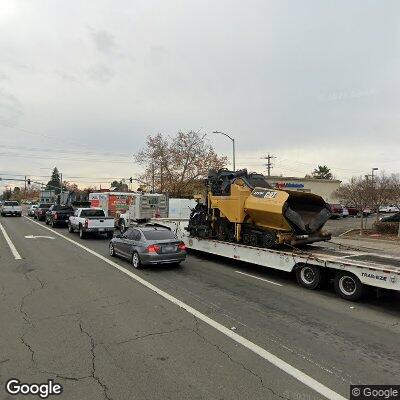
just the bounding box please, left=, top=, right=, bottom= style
left=373, top=221, right=399, bottom=234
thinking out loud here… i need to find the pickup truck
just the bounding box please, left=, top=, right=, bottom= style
left=68, top=208, right=115, bottom=239
left=1, top=201, right=22, bottom=217
left=45, top=204, right=74, bottom=227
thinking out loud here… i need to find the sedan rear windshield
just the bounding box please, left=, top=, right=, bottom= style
left=143, top=230, right=176, bottom=240
left=80, top=209, right=105, bottom=217
left=39, top=204, right=53, bottom=208
left=4, top=201, right=19, bottom=206
left=53, top=205, right=73, bottom=211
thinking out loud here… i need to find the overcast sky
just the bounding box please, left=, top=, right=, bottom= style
left=0, top=0, right=399, bottom=190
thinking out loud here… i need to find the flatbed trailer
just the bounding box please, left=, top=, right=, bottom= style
left=153, top=218, right=400, bottom=301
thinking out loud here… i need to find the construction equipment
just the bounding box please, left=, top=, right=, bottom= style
left=187, top=169, right=331, bottom=247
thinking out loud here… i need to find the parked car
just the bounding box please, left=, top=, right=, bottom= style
left=379, top=205, right=400, bottom=213
left=0, top=201, right=22, bottom=217
left=328, top=204, right=343, bottom=219
left=68, top=208, right=115, bottom=239
left=109, top=225, right=187, bottom=268
left=28, top=204, right=38, bottom=216
left=341, top=206, right=349, bottom=218
left=34, top=203, right=54, bottom=220
left=361, top=207, right=372, bottom=217
left=45, top=204, right=74, bottom=227
left=346, top=206, right=358, bottom=216
left=380, top=212, right=400, bottom=223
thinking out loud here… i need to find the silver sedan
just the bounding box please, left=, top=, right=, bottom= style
left=109, top=225, right=187, bottom=268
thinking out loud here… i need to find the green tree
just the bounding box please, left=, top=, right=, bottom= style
left=46, top=167, right=62, bottom=194
left=312, top=165, right=333, bottom=180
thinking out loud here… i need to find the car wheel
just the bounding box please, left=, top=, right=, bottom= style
left=296, top=264, right=322, bottom=290
left=68, top=222, right=74, bottom=233
left=79, top=226, right=86, bottom=239
left=106, top=231, right=113, bottom=239
left=334, top=272, right=364, bottom=301
left=131, top=252, right=142, bottom=269
left=120, top=221, right=126, bottom=233
left=109, top=243, right=116, bottom=257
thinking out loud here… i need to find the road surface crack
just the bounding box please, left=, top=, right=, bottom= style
left=116, top=328, right=182, bottom=345
left=191, top=317, right=288, bottom=400
left=79, top=321, right=113, bottom=400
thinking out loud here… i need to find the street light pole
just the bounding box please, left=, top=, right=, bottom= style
left=213, top=131, right=235, bottom=171
left=371, top=167, right=378, bottom=186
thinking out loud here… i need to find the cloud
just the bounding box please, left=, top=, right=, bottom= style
left=86, top=64, right=114, bottom=82
left=0, top=89, right=23, bottom=124
left=89, top=28, right=118, bottom=56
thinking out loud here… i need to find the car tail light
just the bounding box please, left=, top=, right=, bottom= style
left=178, top=242, right=186, bottom=251
left=84, top=219, right=88, bottom=229
left=146, top=244, right=160, bottom=253
left=54, top=213, right=58, bottom=220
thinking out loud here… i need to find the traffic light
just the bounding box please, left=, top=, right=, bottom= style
left=27, top=179, right=31, bottom=185
left=129, top=177, right=133, bottom=183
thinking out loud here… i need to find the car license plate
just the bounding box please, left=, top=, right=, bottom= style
left=99, top=228, right=105, bottom=232
left=163, top=245, right=175, bottom=252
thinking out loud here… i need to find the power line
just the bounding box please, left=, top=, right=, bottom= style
left=0, top=152, right=133, bottom=164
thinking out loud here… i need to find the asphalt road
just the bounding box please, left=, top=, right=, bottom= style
left=1, top=216, right=399, bottom=400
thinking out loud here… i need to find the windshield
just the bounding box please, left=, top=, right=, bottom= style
left=143, top=230, right=176, bottom=240
left=38, top=204, right=53, bottom=208
left=4, top=201, right=19, bottom=206
left=80, top=209, right=105, bottom=217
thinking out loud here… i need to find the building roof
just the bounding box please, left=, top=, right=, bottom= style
left=267, top=176, right=341, bottom=184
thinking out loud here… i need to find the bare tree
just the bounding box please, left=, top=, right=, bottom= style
left=369, top=173, right=393, bottom=223
left=388, top=174, right=400, bottom=237
left=135, top=131, right=228, bottom=197
left=334, top=176, right=372, bottom=235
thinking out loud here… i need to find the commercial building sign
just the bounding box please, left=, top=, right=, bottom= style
left=275, top=182, right=305, bottom=189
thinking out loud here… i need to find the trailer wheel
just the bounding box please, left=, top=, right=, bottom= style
left=296, top=264, right=322, bottom=290
left=334, top=272, right=364, bottom=301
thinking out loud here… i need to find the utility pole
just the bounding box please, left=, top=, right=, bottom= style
left=262, top=154, right=276, bottom=177
left=160, top=163, right=163, bottom=193
left=151, top=163, right=155, bottom=193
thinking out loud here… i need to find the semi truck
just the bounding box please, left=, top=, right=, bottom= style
left=153, top=218, right=400, bottom=302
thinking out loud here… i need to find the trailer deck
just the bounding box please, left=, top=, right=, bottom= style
left=154, top=218, right=400, bottom=297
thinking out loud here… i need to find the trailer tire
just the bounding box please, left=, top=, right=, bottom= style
left=296, top=264, right=322, bottom=290
left=334, top=271, right=364, bottom=301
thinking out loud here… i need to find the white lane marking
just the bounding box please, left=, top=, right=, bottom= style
left=0, top=222, right=22, bottom=260
left=25, top=235, right=55, bottom=240
left=24, top=217, right=345, bottom=400
left=235, top=270, right=283, bottom=287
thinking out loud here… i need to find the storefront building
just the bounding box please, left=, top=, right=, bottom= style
left=266, top=176, right=341, bottom=203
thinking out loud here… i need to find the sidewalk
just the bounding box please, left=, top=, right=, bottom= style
left=330, top=236, right=400, bottom=256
